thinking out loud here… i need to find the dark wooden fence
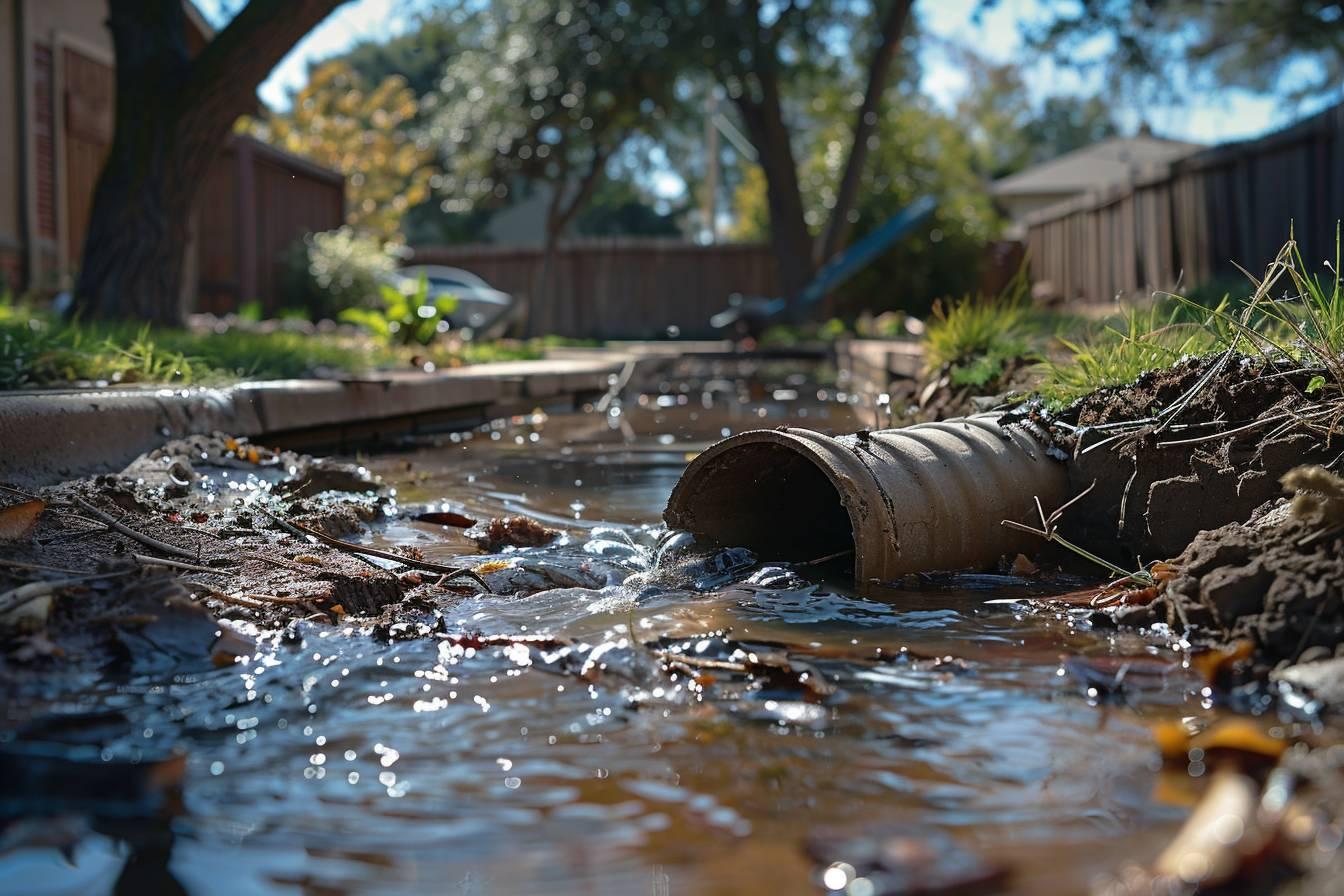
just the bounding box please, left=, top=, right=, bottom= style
left=195, top=135, right=345, bottom=314
left=1025, top=102, right=1344, bottom=303
left=407, top=240, right=778, bottom=339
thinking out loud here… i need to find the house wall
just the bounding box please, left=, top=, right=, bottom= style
left=0, top=0, right=23, bottom=289
left=24, top=0, right=111, bottom=56
left=997, top=192, right=1076, bottom=226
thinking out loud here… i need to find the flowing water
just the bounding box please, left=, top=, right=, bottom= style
left=3, top=369, right=1232, bottom=895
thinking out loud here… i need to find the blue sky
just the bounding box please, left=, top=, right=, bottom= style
left=201, top=0, right=1332, bottom=147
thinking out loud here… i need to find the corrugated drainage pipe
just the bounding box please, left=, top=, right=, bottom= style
left=664, top=415, right=1070, bottom=583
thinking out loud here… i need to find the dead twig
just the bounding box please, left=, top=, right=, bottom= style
left=1002, top=483, right=1154, bottom=586
left=71, top=498, right=198, bottom=560
left=131, top=553, right=235, bottom=576
left=259, top=507, right=489, bottom=590
left=0, top=557, right=91, bottom=576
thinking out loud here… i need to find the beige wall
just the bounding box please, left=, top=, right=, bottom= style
left=25, top=0, right=112, bottom=56
left=0, top=0, right=21, bottom=247
left=998, top=192, right=1078, bottom=225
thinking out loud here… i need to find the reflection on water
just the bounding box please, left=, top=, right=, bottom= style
left=3, top=375, right=1214, bottom=895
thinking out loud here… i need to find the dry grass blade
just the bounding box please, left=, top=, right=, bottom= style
left=72, top=497, right=198, bottom=559
left=131, top=553, right=235, bottom=576
left=1001, top=482, right=1154, bottom=585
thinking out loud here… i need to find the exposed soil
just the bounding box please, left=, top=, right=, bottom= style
left=1051, top=355, right=1334, bottom=561
left=1111, top=500, right=1344, bottom=674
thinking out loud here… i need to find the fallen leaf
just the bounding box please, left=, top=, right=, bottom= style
left=413, top=510, right=478, bottom=528
left=1151, top=717, right=1287, bottom=765
left=0, top=498, right=45, bottom=540
left=1190, top=640, right=1255, bottom=685
left=1010, top=553, right=1038, bottom=576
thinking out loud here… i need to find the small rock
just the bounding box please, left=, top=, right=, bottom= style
left=1272, top=657, right=1344, bottom=708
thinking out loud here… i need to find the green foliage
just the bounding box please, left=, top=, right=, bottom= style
left=951, top=47, right=1120, bottom=180
left=282, top=226, right=404, bottom=321
left=427, top=0, right=687, bottom=238
left=1004, top=0, right=1344, bottom=104
left=1168, top=230, right=1344, bottom=385
left=924, top=272, right=1035, bottom=385
left=340, top=274, right=459, bottom=347
left=732, top=91, right=1003, bottom=316
left=245, top=61, right=435, bottom=241
left=1035, top=230, right=1344, bottom=406
left=1036, top=303, right=1228, bottom=406
left=0, top=304, right=552, bottom=390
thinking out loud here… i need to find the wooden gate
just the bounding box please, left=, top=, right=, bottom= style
left=61, top=47, right=114, bottom=267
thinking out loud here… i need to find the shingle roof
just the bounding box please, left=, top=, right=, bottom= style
left=991, top=135, right=1203, bottom=197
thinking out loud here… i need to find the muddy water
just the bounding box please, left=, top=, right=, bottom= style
left=4, top=381, right=1221, bottom=895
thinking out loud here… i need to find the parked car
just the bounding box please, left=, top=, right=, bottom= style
left=391, top=265, right=521, bottom=339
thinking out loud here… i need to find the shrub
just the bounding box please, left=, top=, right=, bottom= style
left=282, top=226, right=404, bottom=320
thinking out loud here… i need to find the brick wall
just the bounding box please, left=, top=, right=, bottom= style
left=0, top=247, right=21, bottom=293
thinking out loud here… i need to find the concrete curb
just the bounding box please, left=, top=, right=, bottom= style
left=0, top=357, right=627, bottom=487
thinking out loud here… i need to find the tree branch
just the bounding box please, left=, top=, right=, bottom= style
left=184, top=0, right=350, bottom=117
left=816, top=0, right=914, bottom=265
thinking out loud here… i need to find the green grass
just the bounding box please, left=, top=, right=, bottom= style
left=923, top=269, right=1087, bottom=390
left=1034, top=303, right=1230, bottom=406
left=0, top=299, right=552, bottom=390
left=1033, top=230, right=1344, bottom=407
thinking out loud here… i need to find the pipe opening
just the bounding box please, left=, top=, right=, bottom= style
left=672, top=441, right=853, bottom=559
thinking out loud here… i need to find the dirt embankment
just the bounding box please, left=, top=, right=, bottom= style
left=1024, top=354, right=1344, bottom=682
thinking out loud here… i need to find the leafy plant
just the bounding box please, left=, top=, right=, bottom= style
left=340, top=273, right=458, bottom=346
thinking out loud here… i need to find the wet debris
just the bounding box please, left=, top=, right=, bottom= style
left=411, top=508, right=478, bottom=528
left=467, top=515, right=560, bottom=551
left=1099, top=469, right=1344, bottom=683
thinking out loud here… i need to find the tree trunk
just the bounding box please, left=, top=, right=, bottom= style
left=735, top=92, right=815, bottom=322
left=816, top=0, right=914, bottom=268
left=74, top=0, right=345, bottom=325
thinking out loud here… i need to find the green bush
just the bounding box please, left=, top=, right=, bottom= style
left=282, top=226, right=404, bottom=320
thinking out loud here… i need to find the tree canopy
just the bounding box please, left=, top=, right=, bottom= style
left=994, top=0, right=1344, bottom=104
left=248, top=61, right=436, bottom=241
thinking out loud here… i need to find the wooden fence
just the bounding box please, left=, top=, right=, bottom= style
left=195, top=135, right=346, bottom=314
left=1024, top=101, right=1344, bottom=303
left=407, top=240, right=778, bottom=339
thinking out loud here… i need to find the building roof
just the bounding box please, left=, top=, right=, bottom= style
left=991, top=135, right=1203, bottom=198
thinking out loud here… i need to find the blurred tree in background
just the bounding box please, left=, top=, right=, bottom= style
left=247, top=61, right=436, bottom=242
left=659, top=0, right=917, bottom=319
left=426, top=0, right=689, bottom=299
left=730, top=90, right=997, bottom=316
left=998, top=0, right=1344, bottom=105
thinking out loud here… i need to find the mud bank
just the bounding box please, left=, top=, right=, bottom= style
left=1018, top=354, right=1344, bottom=711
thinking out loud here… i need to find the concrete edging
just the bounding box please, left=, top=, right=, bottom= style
left=0, top=357, right=628, bottom=487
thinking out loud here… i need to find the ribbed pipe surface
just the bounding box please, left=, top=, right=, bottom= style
left=664, top=415, right=1070, bottom=583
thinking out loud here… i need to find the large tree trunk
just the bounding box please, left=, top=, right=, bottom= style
left=735, top=92, right=815, bottom=322
left=74, top=0, right=345, bottom=325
